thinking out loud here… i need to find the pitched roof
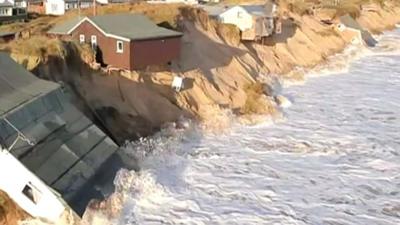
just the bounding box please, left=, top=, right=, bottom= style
left=47, top=16, right=82, bottom=35
left=48, top=14, right=183, bottom=41
left=0, top=31, right=15, bottom=37
left=200, top=5, right=227, bottom=17
left=241, top=5, right=268, bottom=16
left=0, top=52, right=59, bottom=116
left=202, top=4, right=276, bottom=18
left=0, top=52, right=121, bottom=215
left=0, top=0, right=13, bottom=7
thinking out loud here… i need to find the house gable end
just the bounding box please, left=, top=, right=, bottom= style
left=67, top=17, right=131, bottom=42
left=219, top=6, right=250, bottom=19
left=218, top=6, right=253, bottom=31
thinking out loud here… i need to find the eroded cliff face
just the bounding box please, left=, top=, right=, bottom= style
left=8, top=3, right=400, bottom=144
left=2, top=2, right=400, bottom=224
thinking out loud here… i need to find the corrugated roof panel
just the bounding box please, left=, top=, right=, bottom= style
left=35, top=144, right=81, bottom=184
left=7, top=112, right=66, bottom=159
left=0, top=52, right=59, bottom=116
left=81, top=136, right=118, bottom=168
left=52, top=160, right=96, bottom=199
left=64, top=124, right=106, bottom=157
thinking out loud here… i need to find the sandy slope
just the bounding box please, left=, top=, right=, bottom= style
left=7, top=3, right=400, bottom=143
left=1, top=2, right=400, bottom=224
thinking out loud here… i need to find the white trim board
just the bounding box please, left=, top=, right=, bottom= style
left=67, top=17, right=131, bottom=42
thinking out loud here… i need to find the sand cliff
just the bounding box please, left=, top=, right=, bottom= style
left=10, top=2, right=399, bottom=142
left=1, top=1, right=400, bottom=224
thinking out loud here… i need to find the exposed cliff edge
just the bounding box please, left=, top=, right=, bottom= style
left=0, top=1, right=400, bottom=224
left=2, top=3, right=400, bottom=145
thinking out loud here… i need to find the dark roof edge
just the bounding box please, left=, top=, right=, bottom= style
left=1, top=87, right=60, bottom=119
left=130, top=33, right=184, bottom=41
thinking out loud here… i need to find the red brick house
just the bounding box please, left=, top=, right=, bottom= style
left=48, top=14, right=183, bottom=70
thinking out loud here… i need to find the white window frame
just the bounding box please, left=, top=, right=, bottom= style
left=79, top=34, right=85, bottom=44
left=116, top=40, right=123, bottom=53
left=0, top=8, right=10, bottom=16
left=22, top=182, right=42, bottom=205
left=91, top=35, right=97, bottom=49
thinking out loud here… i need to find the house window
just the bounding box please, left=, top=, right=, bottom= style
left=22, top=183, right=42, bottom=205
left=116, top=41, right=123, bottom=53
left=91, top=35, right=97, bottom=49
left=237, top=12, right=243, bottom=18
left=0, top=8, right=10, bottom=15
left=79, top=34, right=85, bottom=44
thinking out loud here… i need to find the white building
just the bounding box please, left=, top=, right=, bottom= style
left=45, top=0, right=98, bottom=15
left=202, top=3, right=277, bottom=40
left=45, top=0, right=64, bottom=15
left=208, top=4, right=277, bottom=30
left=0, top=148, right=66, bottom=221
left=0, top=0, right=27, bottom=22
left=0, top=0, right=15, bottom=17
left=15, top=0, right=27, bottom=8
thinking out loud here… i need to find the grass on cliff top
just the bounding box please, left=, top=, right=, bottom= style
left=0, top=3, right=187, bottom=35
left=9, top=36, right=67, bottom=58
left=6, top=35, right=95, bottom=71
left=0, top=3, right=186, bottom=61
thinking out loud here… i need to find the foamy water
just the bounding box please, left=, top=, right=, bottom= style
left=80, top=30, right=400, bottom=225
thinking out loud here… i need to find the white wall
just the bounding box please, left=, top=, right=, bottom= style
left=80, top=2, right=93, bottom=9
left=0, top=7, right=13, bottom=16
left=45, top=0, right=65, bottom=15
left=96, top=0, right=108, bottom=4
left=15, top=0, right=27, bottom=8
left=219, top=6, right=253, bottom=31
left=0, top=149, right=65, bottom=221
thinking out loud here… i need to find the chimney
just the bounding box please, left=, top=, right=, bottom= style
left=93, top=0, right=96, bottom=16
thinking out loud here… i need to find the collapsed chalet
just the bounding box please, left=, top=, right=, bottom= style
left=0, top=52, right=127, bottom=215
left=48, top=13, right=183, bottom=70
left=339, top=14, right=377, bottom=47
